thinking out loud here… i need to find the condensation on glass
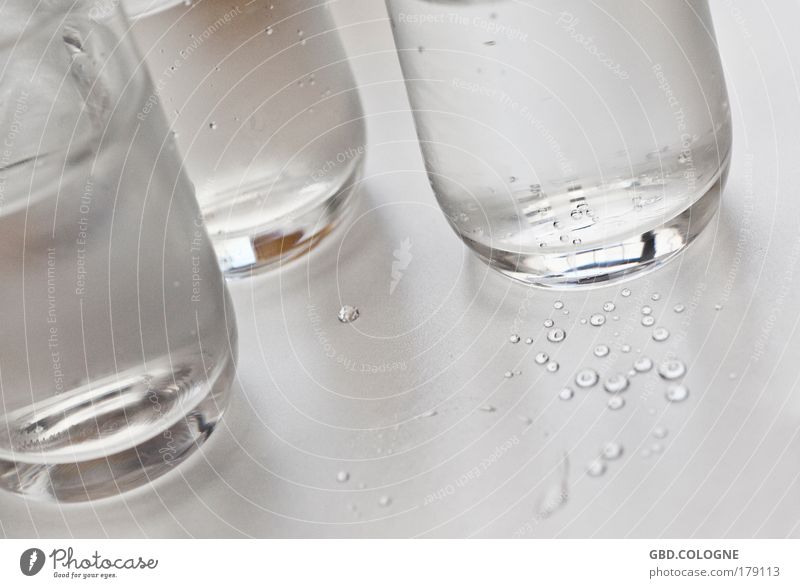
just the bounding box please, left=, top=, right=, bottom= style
left=0, top=0, right=237, bottom=501
left=386, top=0, right=732, bottom=287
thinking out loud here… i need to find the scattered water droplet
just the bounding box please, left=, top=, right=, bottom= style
left=266, top=26, right=274, bottom=35
left=509, top=334, right=520, bottom=343
left=558, top=387, right=574, bottom=401
left=607, top=395, right=625, bottom=410
left=571, top=210, right=583, bottom=220
left=652, top=327, right=670, bottom=342
left=603, top=301, right=616, bottom=312
left=553, top=300, right=564, bottom=310
left=602, top=441, right=623, bottom=460
left=586, top=458, right=606, bottom=477
left=589, top=313, right=606, bottom=326
left=714, top=303, right=723, bottom=311
left=518, top=415, right=533, bottom=425
left=621, top=288, right=631, bottom=297
left=572, top=238, right=582, bottom=245
left=480, top=405, right=497, bottom=412
left=509, top=175, right=517, bottom=183
left=658, top=359, right=686, bottom=380
left=634, top=357, right=653, bottom=372
left=378, top=496, right=392, bottom=507
left=641, top=316, right=655, bottom=327
left=504, top=371, right=513, bottom=379
left=580, top=318, right=587, bottom=324
left=209, top=121, right=217, bottom=130
left=337, top=305, right=360, bottom=323
left=535, top=352, right=549, bottom=365
left=641, top=305, right=653, bottom=315
left=547, top=328, right=566, bottom=343
left=652, top=425, right=668, bottom=439
left=621, top=344, right=631, bottom=353
left=336, top=471, right=350, bottom=483
left=543, top=319, right=555, bottom=328
left=651, top=293, right=661, bottom=301
left=546, top=361, right=559, bottom=373
left=666, top=383, right=690, bottom=403
left=575, top=369, right=599, bottom=388
left=524, top=337, right=533, bottom=345
left=484, top=40, right=497, bottom=46
left=673, top=303, right=685, bottom=313
left=594, top=344, right=610, bottom=358
left=421, top=409, right=437, bottom=418
left=604, top=374, right=629, bottom=394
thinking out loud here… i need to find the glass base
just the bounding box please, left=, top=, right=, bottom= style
left=465, top=168, right=726, bottom=289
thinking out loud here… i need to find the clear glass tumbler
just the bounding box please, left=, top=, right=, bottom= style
left=0, top=0, right=237, bottom=501
left=386, top=0, right=732, bottom=287
left=131, top=0, right=367, bottom=276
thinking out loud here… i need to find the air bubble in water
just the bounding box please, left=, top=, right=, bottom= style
left=553, top=300, right=564, bottom=310
left=641, top=316, right=655, bottom=327
left=651, top=293, right=661, bottom=301
left=547, top=328, right=566, bottom=343
left=641, top=305, right=652, bottom=315
left=587, top=458, right=606, bottom=477
left=604, top=374, right=629, bottom=394
left=589, top=313, right=605, bottom=326
left=509, top=334, right=520, bottom=343
left=535, top=352, right=549, bottom=365
left=338, top=305, right=360, bottom=323
left=337, top=471, right=350, bottom=483
left=575, top=369, right=599, bottom=388
left=546, top=361, right=559, bottom=373
left=602, top=441, right=623, bottom=460
left=652, top=327, right=670, bottom=342
left=634, top=357, right=653, bottom=372
left=504, top=371, right=513, bottom=379
left=558, top=387, right=574, bottom=401
left=607, top=395, right=625, bottom=410
left=666, top=383, right=689, bottom=403
left=543, top=319, right=554, bottom=328
left=658, top=359, right=686, bottom=380
left=594, top=344, right=610, bottom=358
left=603, top=302, right=616, bottom=312
left=621, top=288, right=631, bottom=297
left=673, top=303, right=685, bottom=313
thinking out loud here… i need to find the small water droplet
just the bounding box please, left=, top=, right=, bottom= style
left=658, top=359, right=686, bottom=380
left=641, top=316, right=655, bottom=327
left=547, top=328, right=566, bottom=343
left=421, top=409, right=437, bottom=418
left=714, top=303, right=723, bottom=311
left=546, top=361, right=559, bottom=373
left=634, top=357, right=653, bottom=372
left=589, top=313, right=606, bottom=326
left=553, top=300, right=564, bottom=310
left=602, top=441, right=623, bottom=460
left=666, top=383, right=689, bottom=403
left=594, top=344, right=610, bottom=358
left=337, top=471, right=350, bottom=483
left=621, top=288, right=631, bottom=297
left=378, top=496, right=392, bottom=507
left=641, top=305, right=652, bottom=315
left=729, top=372, right=737, bottom=379
left=509, top=334, right=520, bottom=343
left=580, top=318, right=587, bottom=324
left=575, top=369, right=599, bottom=388
left=484, top=40, right=497, bottom=46
left=651, top=442, right=664, bottom=453
left=651, top=293, right=661, bottom=301
left=586, top=458, right=606, bottom=477
left=519, top=414, right=533, bottom=425
left=209, top=121, right=217, bottom=130
left=558, top=387, right=574, bottom=401
left=504, top=371, right=514, bottom=379
left=621, top=344, right=631, bottom=353
left=524, top=337, right=533, bottom=345
left=652, top=425, right=668, bottom=439
left=266, top=26, right=274, bottom=35
left=572, top=238, right=582, bottom=245
left=652, top=327, right=670, bottom=342
left=543, top=318, right=555, bottom=328
left=337, top=305, right=360, bottom=323
left=603, top=302, right=616, bottom=312
left=604, top=374, right=629, bottom=394
left=607, top=395, right=625, bottom=410
left=673, top=303, right=685, bottom=313
left=535, top=352, right=549, bottom=365
left=571, top=210, right=583, bottom=220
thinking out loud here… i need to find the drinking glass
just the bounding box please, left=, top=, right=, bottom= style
left=131, top=0, right=367, bottom=276
left=0, top=0, right=237, bottom=501
left=386, top=0, right=732, bottom=287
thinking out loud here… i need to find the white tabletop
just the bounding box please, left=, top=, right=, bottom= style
left=2, top=0, right=800, bottom=538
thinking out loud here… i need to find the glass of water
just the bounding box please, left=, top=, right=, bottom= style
left=386, top=0, right=732, bottom=287
left=131, top=0, right=366, bottom=276
left=0, top=0, right=237, bottom=501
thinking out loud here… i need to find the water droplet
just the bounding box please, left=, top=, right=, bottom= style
left=480, top=405, right=497, bottom=412
left=602, top=441, right=623, bottom=460
left=621, top=288, right=631, bottom=297
left=535, top=352, right=549, bottom=365
left=603, top=302, right=616, bottom=312
left=652, top=425, right=668, bottom=439
left=209, top=121, right=217, bottom=130
left=509, top=334, right=520, bottom=343
left=571, top=210, right=583, bottom=220
left=621, top=344, right=631, bottom=353
left=504, top=371, right=513, bottom=379
left=651, top=293, right=661, bottom=301
left=594, top=344, right=610, bottom=358
left=543, top=319, right=555, bottom=328
left=589, top=313, right=606, bottom=326
left=266, top=26, right=274, bottom=35
left=558, top=387, right=574, bottom=401
left=714, top=303, right=723, bottom=311
left=337, top=305, right=360, bottom=323
left=641, top=316, right=655, bottom=327
left=484, top=40, right=497, bottom=46
left=580, top=318, right=587, bottom=324
left=673, top=303, right=685, bottom=313
left=524, top=337, right=533, bottom=345
left=547, top=328, right=566, bottom=343
left=604, top=374, right=629, bottom=394
left=421, top=409, right=437, bottom=418
left=607, top=395, right=625, bottom=410
left=666, top=383, right=689, bottom=403
left=634, top=357, right=653, bottom=372
left=652, top=327, right=670, bottom=342
left=553, top=300, right=564, bottom=310
left=337, top=471, right=350, bottom=483
left=575, top=369, right=599, bottom=388
left=658, top=359, right=686, bottom=380
left=641, top=305, right=652, bottom=315
left=586, top=458, right=606, bottom=477
left=546, top=361, right=559, bottom=373
left=519, top=415, right=532, bottom=425
left=572, top=238, right=582, bottom=245
left=509, top=175, right=517, bottom=183
left=378, top=496, right=392, bottom=507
